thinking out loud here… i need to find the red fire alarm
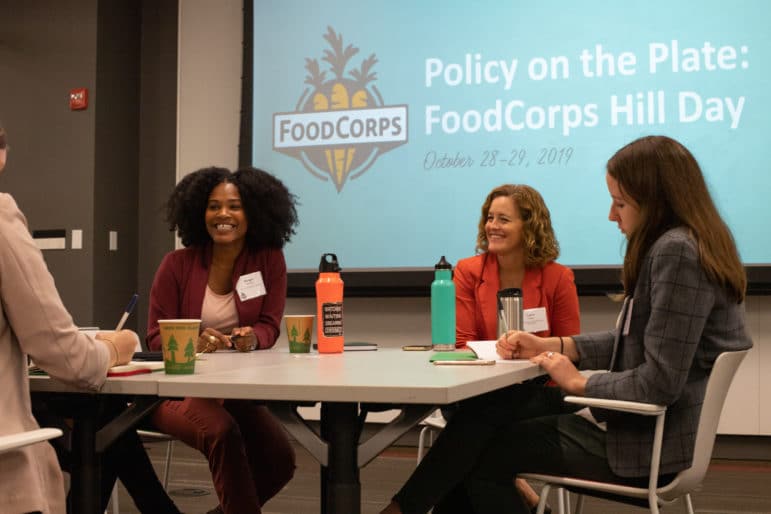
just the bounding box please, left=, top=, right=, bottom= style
left=69, top=88, right=88, bottom=110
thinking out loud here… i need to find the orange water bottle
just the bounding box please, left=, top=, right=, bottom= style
left=316, top=253, right=344, bottom=353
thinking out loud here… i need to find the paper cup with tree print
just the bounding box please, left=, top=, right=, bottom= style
left=284, top=315, right=314, bottom=353
left=158, top=319, right=200, bottom=374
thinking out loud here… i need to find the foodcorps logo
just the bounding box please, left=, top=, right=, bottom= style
left=273, top=27, right=408, bottom=192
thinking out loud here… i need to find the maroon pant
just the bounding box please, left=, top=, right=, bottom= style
left=152, top=398, right=296, bottom=514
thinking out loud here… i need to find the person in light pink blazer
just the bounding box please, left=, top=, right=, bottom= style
left=0, top=122, right=137, bottom=514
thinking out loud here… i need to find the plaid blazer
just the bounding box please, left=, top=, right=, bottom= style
left=574, top=227, right=752, bottom=477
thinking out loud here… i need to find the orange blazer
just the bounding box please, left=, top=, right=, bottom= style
left=453, top=252, right=580, bottom=347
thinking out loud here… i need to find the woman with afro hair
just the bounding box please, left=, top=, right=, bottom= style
left=147, top=166, right=299, bottom=514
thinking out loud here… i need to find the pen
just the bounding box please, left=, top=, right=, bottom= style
left=115, top=293, right=139, bottom=331
left=434, top=359, right=495, bottom=366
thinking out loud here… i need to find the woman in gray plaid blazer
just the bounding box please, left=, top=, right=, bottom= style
left=382, top=135, right=753, bottom=514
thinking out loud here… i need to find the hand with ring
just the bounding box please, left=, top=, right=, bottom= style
left=530, top=350, right=587, bottom=396
left=230, top=327, right=257, bottom=353
left=198, top=332, right=221, bottom=353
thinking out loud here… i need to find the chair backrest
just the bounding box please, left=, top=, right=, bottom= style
left=660, top=349, right=748, bottom=498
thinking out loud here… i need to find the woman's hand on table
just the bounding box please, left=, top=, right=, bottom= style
left=496, top=330, right=545, bottom=360
left=97, top=330, right=138, bottom=366
left=197, top=328, right=231, bottom=353
left=196, top=327, right=257, bottom=353
left=230, top=327, right=257, bottom=352
left=531, top=351, right=586, bottom=395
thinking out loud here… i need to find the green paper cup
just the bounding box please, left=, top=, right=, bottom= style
left=285, top=315, right=314, bottom=353
left=158, top=319, right=200, bottom=374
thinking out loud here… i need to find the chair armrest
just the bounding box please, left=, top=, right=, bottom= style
left=564, top=396, right=666, bottom=416
left=137, top=430, right=175, bottom=442
left=422, top=416, right=447, bottom=430
left=0, top=428, right=64, bottom=453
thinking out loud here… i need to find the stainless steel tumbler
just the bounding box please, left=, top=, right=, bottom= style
left=497, top=288, right=523, bottom=336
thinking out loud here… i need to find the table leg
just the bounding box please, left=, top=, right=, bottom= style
left=269, top=402, right=435, bottom=514
left=69, top=403, right=101, bottom=514
left=320, top=402, right=361, bottom=514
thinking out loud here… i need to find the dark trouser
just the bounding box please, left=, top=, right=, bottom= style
left=394, top=385, right=673, bottom=514
left=394, top=383, right=572, bottom=514
left=152, top=398, right=296, bottom=514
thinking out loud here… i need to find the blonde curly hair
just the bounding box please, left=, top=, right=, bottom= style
left=475, top=184, right=560, bottom=267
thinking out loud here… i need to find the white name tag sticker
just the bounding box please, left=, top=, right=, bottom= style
left=523, top=307, right=549, bottom=333
left=236, top=271, right=266, bottom=301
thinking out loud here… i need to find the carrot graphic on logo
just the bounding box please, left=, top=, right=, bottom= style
left=348, top=53, right=378, bottom=170
left=302, top=27, right=379, bottom=191
left=304, top=58, right=328, bottom=111
left=279, top=27, right=406, bottom=191
left=322, top=27, right=357, bottom=186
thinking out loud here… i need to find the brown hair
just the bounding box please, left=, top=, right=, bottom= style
left=475, top=184, right=560, bottom=267
left=0, top=123, right=6, bottom=150
left=608, top=135, right=745, bottom=302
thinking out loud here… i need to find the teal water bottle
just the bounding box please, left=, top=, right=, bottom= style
left=431, top=256, right=456, bottom=351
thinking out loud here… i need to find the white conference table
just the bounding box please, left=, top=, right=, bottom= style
left=31, top=347, right=543, bottom=514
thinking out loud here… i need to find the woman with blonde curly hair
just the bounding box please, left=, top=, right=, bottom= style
left=458, top=184, right=580, bottom=512
left=381, top=184, right=580, bottom=514
left=462, top=184, right=581, bottom=512
left=454, top=184, right=580, bottom=347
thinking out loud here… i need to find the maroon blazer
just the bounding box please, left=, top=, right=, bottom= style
left=454, top=252, right=580, bottom=347
left=146, top=243, right=287, bottom=351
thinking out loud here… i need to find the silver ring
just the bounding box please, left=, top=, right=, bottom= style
left=547, top=351, right=554, bottom=358
left=207, top=334, right=216, bottom=344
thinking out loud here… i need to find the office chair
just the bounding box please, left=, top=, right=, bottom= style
left=521, top=349, right=749, bottom=514
left=416, top=409, right=446, bottom=464
left=137, top=430, right=176, bottom=488
left=0, top=427, right=63, bottom=454
left=108, top=432, right=175, bottom=514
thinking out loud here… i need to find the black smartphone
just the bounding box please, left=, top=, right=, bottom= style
left=132, top=351, right=164, bottom=361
